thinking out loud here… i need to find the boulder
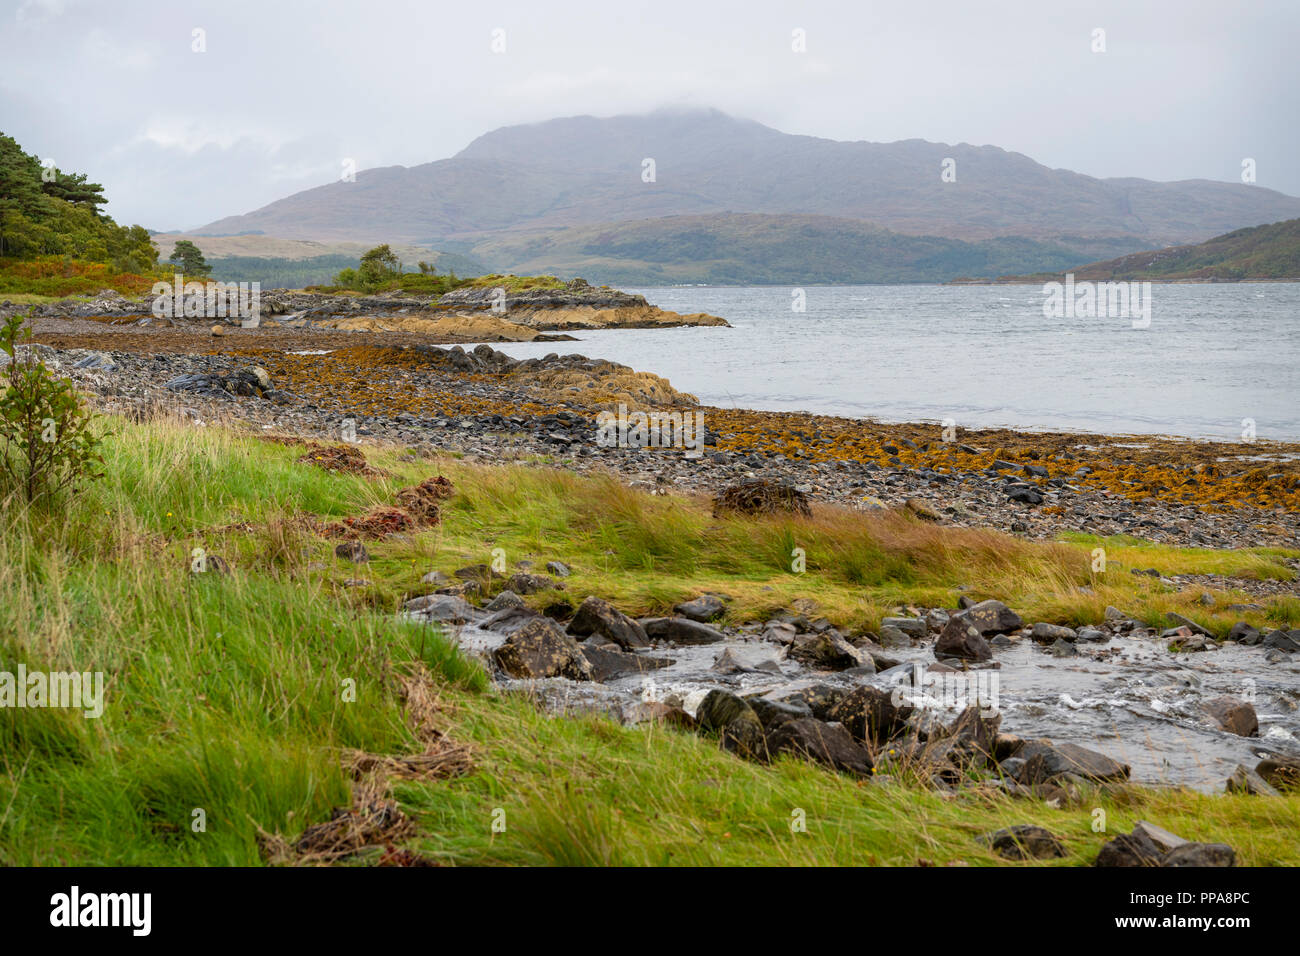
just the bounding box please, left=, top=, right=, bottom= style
left=1031, top=622, right=1077, bottom=644
left=788, top=630, right=870, bottom=670
left=506, top=572, right=560, bottom=595
left=957, top=600, right=1023, bottom=635
left=568, top=596, right=649, bottom=649
left=640, top=616, right=727, bottom=645
left=695, top=690, right=766, bottom=758
left=880, top=616, right=927, bottom=640
left=580, top=643, right=672, bottom=682
left=829, top=685, right=912, bottom=745
left=748, top=697, right=813, bottom=730
left=935, top=617, right=992, bottom=662
left=1226, top=763, right=1280, bottom=796
left=404, top=593, right=477, bottom=624
left=491, top=618, right=593, bottom=681
left=674, top=594, right=726, bottom=622
left=766, top=718, right=873, bottom=776
left=1202, top=696, right=1258, bottom=737
left=978, top=825, right=1066, bottom=860
left=1255, top=755, right=1300, bottom=791
left=1017, top=741, right=1130, bottom=784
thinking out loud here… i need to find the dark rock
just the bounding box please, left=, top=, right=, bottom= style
left=674, top=594, right=726, bottom=622
left=1162, top=843, right=1236, bottom=867
left=1226, top=764, right=1280, bottom=796
left=1031, top=622, right=1077, bottom=644
left=506, top=572, right=561, bottom=595
left=484, top=589, right=524, bottom=611
left=978, top=824, right=1066, bottom=860
left=958, top=599, right=1023, bottom=635
left=640, top=616, right=727, bottom=645
left=335, top=541, right=369, bottom=563
left=783, top=684, right=847, bottom=721
left=788, top=630, right=870, bottom=670
left=1226, top=621, right=1260, bottom=644
left=829, top=685, right=912, bottom=745
left=695, top=690, right=766, bottom=758
left=491, top=617, right=593, bottom=680
left=405, top=593, right=477, bottom=624
left=766, top=718, right=873, bottom=776
left=568, top=595, right=649, bottom=649
left=1018, top=741, right=1130, bottom=784
left=1048, top=637, right=1078, bottom=657
left=1203, top=696, right=1258, bottom=737
left=935, top=617, right=992, bottom=662
left=1095, top=829, right=1165, bottom=867
left=749, top=697, right=814, bottom=730
left=479, top=605, right=541, bottom=634
left=545, top=561, right=571, bottom=577
left=580, top=644, right=673, bottom=682
left=1255, top=755, right=1300, bottom=791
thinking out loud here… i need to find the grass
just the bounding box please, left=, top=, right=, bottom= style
left=1, top=414, right=1297, bottom=865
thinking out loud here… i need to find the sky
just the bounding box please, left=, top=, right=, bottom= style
left=2, top=0, right=1296, bottom=230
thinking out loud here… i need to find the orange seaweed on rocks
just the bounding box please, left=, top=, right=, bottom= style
left=394, top=475, right=454, bottom=526
left=712, top=479, right=812, bottom=518
left=296, top=442, right=383, bottom=476
left=322, top=506, right=416, bottom=539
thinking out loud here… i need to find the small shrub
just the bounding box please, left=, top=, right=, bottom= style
left=0, top=310, right=105, bottom=506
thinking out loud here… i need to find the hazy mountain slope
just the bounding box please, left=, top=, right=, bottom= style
left=196, top=109, right=1300, bottom=249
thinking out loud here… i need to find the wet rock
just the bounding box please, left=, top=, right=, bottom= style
left=484, top=589, right=524, bottom=611
left=782, top=684, right=847, bottom=721
left=334, top=541, right=369, bottom=563
left=695, top=690, right=766, bottom=758
left=1048, top=638, right=1078, bottom=657
left=788, top=630, right=870, bottom=671
left=1226, top=764, right=1281, bottom=796
left=640, top=616, right=727, bottom=645
left=978, top=824, right=1066, bottom=860
left=568, top=595, right=649, bottom=650
left=1075, top=626, right=1108, bottom=643
left=829, top=685, right=912, bottom=745
left=880, top=616, right=927, bottom=640
left=761, top=620, right=798, bottom=645
left=1262, top=629, right=1300, bottom=653
left=1255, top=755, right=1300, bottom=791
left=710, top=646, right=781, bottom=675
left=749, top=697, right=813, bottom=730
left=1031, top=622, right=1077, bottom=644
left=1202, top=696, right=1258, bottom=737
left=479, top=605, right=541, bottom=635
left=491, top=618, right=593, bottom=681
left=957, top=599, right=1023, bottom=635
left=935, top=617, right=992, bottom=662
left=1017, top=741, right=1130, bottom=784
left=875, top=625, right=911, bottom=649
left=766, top=718, right=872, bottom=776
left=405, top=593, right=478, bottom=624
left=581, top=643, right=672, bottom=682
left=674, top=594, right=726, bottom=622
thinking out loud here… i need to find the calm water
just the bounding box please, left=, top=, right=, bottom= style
left=480, top=283, right=1300, bottom=440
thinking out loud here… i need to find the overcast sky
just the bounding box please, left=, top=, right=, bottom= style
left=3, top=0, right=1296, bottom=230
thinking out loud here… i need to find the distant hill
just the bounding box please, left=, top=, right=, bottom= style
left=189, top=108, right=1300, bottom=284
left=992, top=218, right=1300, bottom=283
left=197, top=108, right=1300, bottom=251
left=465, top=213, right=1147, bottom=285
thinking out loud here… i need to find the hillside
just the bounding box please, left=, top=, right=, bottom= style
left=988, top=218, right=1300, bottom=283
left=465, top=213, right=1147, bottom=285
left=195, top=109, right=1300, bottom=252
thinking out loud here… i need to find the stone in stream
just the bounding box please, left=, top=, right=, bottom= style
left=880, top=616, right=927, bottom=640
left=568, top=595, right=649, bottom=649
left=710, top=646, right=781, bottom=675
left=579, top=642, right=673, bottom=682
left=1262, top=629, right=1300, bottom=653
left=1016, top=741, right=1130, bottom=784
left=766, top=718, right=873, bottom=776
left=788, top=630, right=871, bottom=671
left=673, top=594, right=726, bottom=622
left=761, top=620, right=798, bottom=645
left=404, top=593, right=478, bottom=624
left=978, top=825, right=1066, bottom=860
left=1047, top=638, right=1078, bottom=657
left=956, top=599, right=1023, bottom=635
left=1165, top=612, right=1213, bottom=638
left=934, top=617, right=992, bottom=662
left=1031, top=622, right=1077, bottom=644
left=829, top=685, right=912, bottom=745
left=1225, top=621, right=1261, bottom=645
left=1075, top=626, right=1108, bottom=643
left=1226, top=764, right=1281, bottom=796
left=695, top=690, right=766, bottom=758
left=639, top=616, right=727, bottom=645
left=1202, top=696, right=1258, bottom=737
left=479, top=605, right=541, bottom=635
left=491, top=617, right=593, bottom=681
left=875, top=625, right=913, bottom=649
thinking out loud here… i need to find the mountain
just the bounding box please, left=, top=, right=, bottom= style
left=997, top=218, right=1300, bottom=283
left=193, top=108, right=1300, bottom=282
